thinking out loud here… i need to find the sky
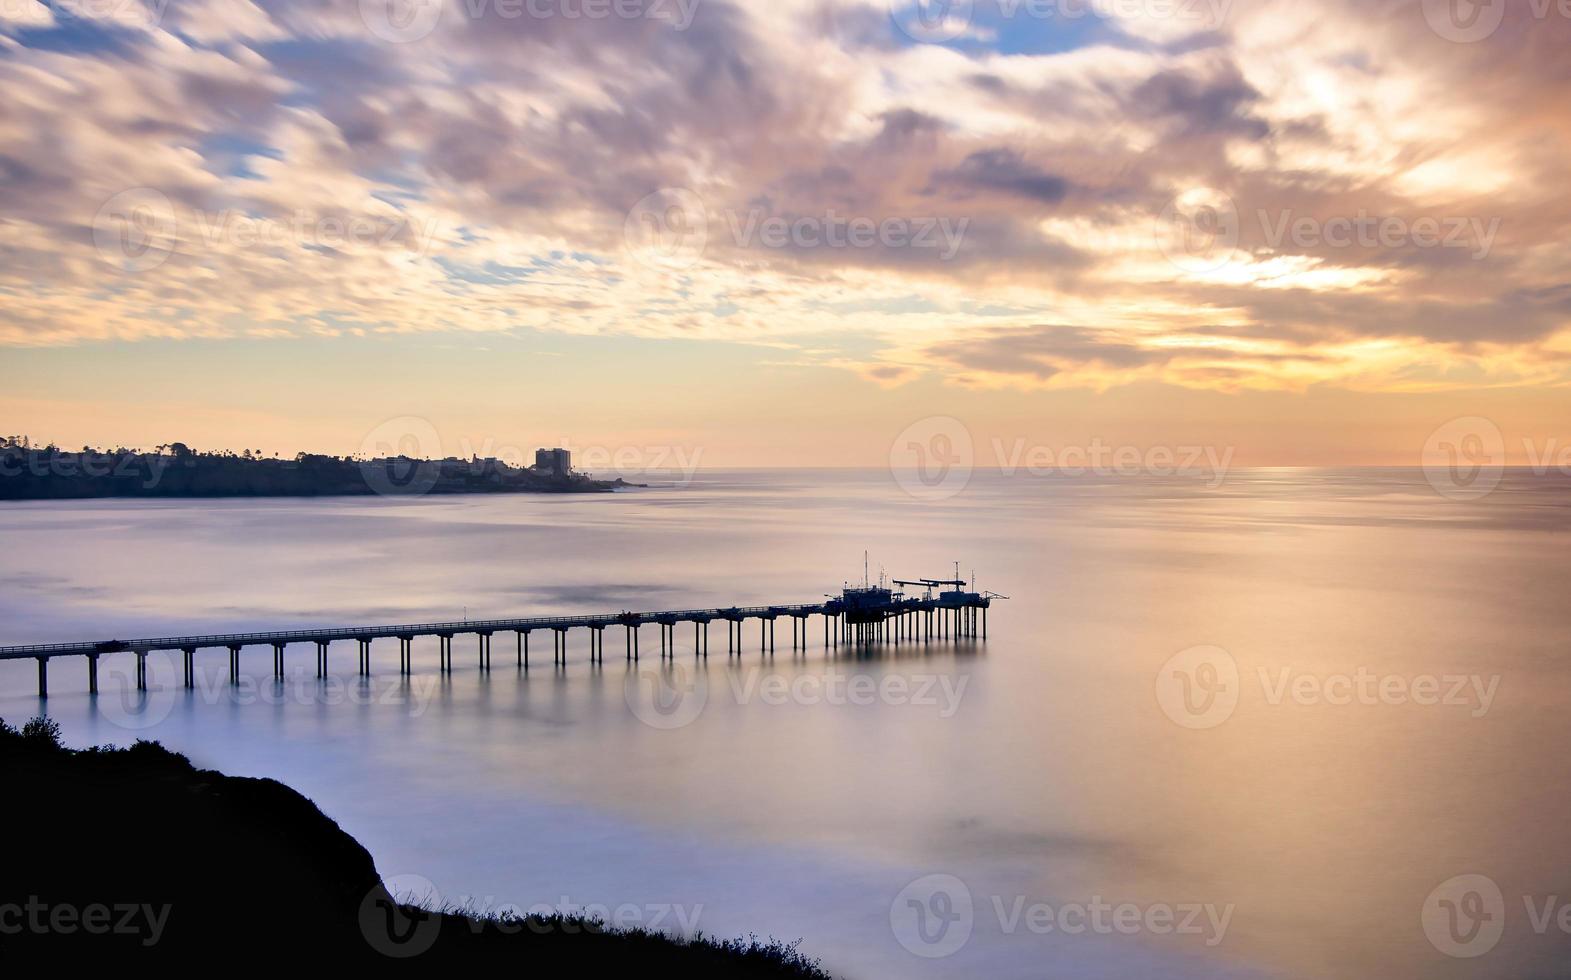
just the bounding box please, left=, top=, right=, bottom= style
left=1, top=0, right=1568, bottom=467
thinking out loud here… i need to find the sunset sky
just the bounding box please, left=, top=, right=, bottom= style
left=2, top=0, right=1568, bottom=466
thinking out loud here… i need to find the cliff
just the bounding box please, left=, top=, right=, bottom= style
left=0, top=717, right=828, bottom=974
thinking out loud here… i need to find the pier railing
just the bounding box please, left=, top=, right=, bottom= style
left=1, top=594, right=992, bottom=697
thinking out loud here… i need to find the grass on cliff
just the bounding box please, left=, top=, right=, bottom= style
left=1, top=716, right=834, bottom=976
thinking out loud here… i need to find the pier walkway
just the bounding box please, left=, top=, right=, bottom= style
left=2, top=592, right=993, bottom=697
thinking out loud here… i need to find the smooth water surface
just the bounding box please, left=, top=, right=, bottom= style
left=3, top=469, right=1569, bottom=978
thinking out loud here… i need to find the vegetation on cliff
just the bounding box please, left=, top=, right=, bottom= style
left=0, top=717, right=829, bottom=974
left=0, top=437, right=628, bottom=499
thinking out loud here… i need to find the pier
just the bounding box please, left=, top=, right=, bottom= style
left=1, top=575, right=1002, bottom=697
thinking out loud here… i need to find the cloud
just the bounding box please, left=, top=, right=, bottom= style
left=929, top=148, right=1072, bottom=204
left=0, top=0, right=1565, bottom=398
left=923, top=323, right=1255, bottom=382
left=1129, top=64, right=1269, bottom=138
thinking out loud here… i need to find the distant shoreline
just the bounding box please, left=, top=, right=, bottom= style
left=0, top=441, right=638, bottom=501
left=0, top=483, right=638, bottom=502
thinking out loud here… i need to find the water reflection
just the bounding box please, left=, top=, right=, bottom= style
left=3, top=469, right=1570, bottom=978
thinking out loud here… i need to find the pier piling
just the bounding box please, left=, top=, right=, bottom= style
left=3, top=579, right=1001, bottom=695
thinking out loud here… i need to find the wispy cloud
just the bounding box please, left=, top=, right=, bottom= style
left=0, top=0, right=1567, bottom=395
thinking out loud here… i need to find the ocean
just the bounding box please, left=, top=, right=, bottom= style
left=2, top=468, right=1568, bottom=978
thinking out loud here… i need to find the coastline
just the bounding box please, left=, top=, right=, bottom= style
left=0, top=442, right=641, bottom=500
left=0, top=483, right=641, bottom=501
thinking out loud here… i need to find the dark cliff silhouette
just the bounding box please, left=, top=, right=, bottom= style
left=0, top=717, right=829, bottom=974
